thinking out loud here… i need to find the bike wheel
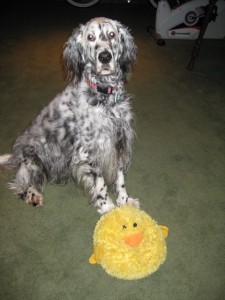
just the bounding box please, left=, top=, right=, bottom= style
left=149, top=0, right=159, bottom=8
left=66, top=0, right=100, bottom=7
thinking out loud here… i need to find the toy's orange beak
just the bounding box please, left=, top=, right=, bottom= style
left=124, top=232, right=143, bottom=248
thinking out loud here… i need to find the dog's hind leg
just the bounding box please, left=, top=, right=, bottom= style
left=9, top=158, right=46, bottom=207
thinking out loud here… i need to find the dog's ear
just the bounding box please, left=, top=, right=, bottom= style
left=63, top=25, right=85, bottom=83
left=116, top=22, right=137, bottom=81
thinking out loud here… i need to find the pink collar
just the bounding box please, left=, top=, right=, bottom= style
left=86, top=77, right=116, bottom=95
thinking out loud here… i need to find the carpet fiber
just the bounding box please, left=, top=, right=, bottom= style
left=0, top=1, right=225, bottom=299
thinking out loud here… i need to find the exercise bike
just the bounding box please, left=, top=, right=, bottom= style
left=148, top=0, right=225, bottom=46
left=66, top=0, right=133, bottom=8
left=66, top=0, right=158, bottom=7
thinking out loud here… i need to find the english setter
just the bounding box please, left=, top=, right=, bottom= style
left=0, top=17, right=139, bottom=214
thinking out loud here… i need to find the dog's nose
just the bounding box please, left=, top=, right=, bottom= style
left=98, top=51, right=112, bottom=64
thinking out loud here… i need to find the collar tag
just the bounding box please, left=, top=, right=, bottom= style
left=97, top=85, right=113, bottom=95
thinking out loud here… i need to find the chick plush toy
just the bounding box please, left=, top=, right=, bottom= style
left=89, top=205, right=169, bottom=280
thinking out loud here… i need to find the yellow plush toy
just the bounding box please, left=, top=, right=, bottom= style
left=89, top=205, right=169, bottom=280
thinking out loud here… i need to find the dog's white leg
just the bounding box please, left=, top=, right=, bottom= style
left=94, top=176, right=115, bottom=214
left=115, top=169, right=140, bottom=209
left=73, top=163, right=115, bottom=215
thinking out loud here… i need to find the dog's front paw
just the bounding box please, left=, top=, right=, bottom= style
left=96, top=199, right=115, bottom=215
left=126, top=197, right=140, bottom=209
left=117, top=197, right=140, bottom=209
left=25, top=187, right=43, bottom=207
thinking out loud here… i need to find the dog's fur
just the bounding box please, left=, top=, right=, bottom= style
left=0, top=17, right=139, bottom=214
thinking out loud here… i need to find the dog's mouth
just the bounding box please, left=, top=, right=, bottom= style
left=97, top=66, right=115, bottom=76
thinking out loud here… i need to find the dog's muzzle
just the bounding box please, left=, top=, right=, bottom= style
left=96, top=49, right=115, bottom=75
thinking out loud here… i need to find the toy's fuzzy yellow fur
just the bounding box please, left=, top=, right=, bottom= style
left=89, top=205, right=168, bottom=280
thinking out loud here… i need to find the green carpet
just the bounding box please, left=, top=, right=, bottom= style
left=0, top=2, right=225, bottom=299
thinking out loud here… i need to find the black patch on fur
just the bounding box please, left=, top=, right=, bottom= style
left=53, top=109, right=61, bottom=121
left=70, top=137, right=74, bottom=145
left=99, top=32, right=107, bottom=41
left=116, top=128, right=127, bottom=155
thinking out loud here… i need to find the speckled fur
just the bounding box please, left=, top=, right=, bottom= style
left=0, top=18, right=139, bottom=213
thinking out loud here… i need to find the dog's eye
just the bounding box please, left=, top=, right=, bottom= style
left=122, top=225, right=127, bottom=230
left=108, top=32, right=115, bottom=39
left=87, top=34, right=95, bottom=41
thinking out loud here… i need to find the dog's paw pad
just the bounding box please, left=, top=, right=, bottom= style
left=25, top=187, right=43, bottom=207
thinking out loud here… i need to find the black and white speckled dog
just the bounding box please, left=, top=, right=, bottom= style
left=0, top=17, right=139, bottom=214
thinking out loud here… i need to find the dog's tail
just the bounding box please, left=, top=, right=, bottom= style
left=0, top=154, right=14, bottom=169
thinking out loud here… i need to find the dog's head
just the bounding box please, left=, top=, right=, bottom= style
left=63, top=17, right=137, bottom=83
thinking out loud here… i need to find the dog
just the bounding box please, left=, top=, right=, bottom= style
left=0, top=17, right=139, bottom=214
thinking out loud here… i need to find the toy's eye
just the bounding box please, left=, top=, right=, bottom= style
left=133, top=223, right=138, bottom=228
left=122, top=225, right=127, bottom=230
left=108, top=32, right=115, bottom=39
left=87, top=34, right=95, bottom=41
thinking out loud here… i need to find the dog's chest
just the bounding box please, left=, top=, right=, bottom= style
left=77, top=104, right=125, bottom=150
left=57, top=88, right=132, bottom=157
